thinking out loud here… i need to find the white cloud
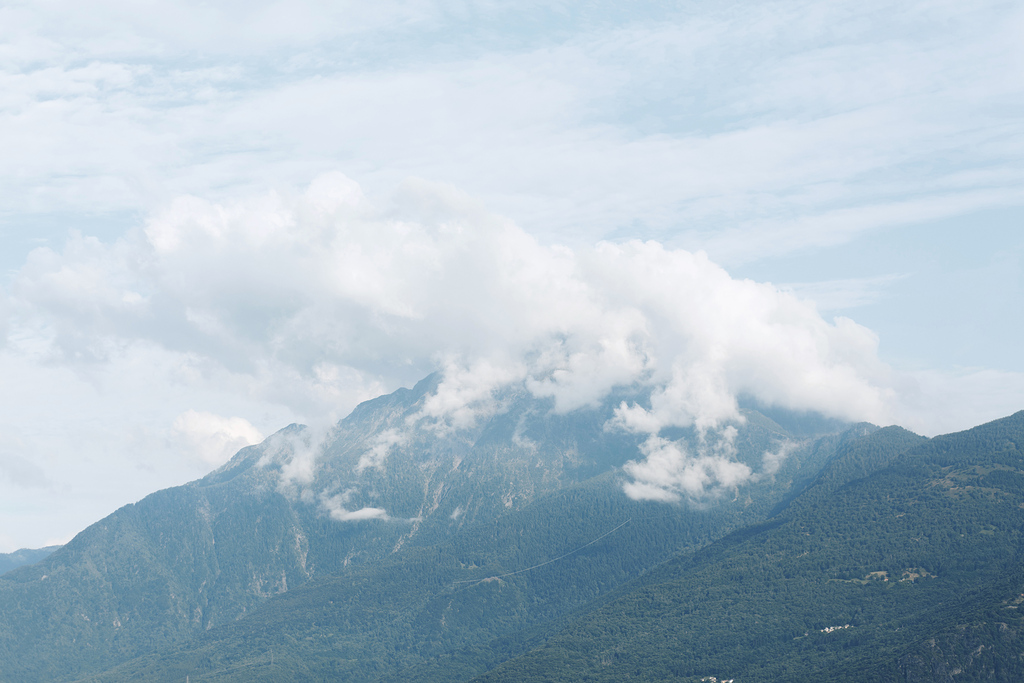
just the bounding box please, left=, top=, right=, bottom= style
left=1, top=0, right=1022, bottom=547
left=260, top=425, right=334, bottom=489
left=328, top=506, right=388, bottom=522
left=356, top=428, right=407, bottom=472
left=7, top=170, right=1023, bottom=515
left=0, top=1, right=1019, bottom=256
left=171, top=410, right=263, bottom=468
left=760, top=441, right=797, bottom=477
left=622, top=433, right=753, bottom=504
left=320, top=489, right=388, bottom=522
left=5, top=173, right=916, bottom=506
left=415, top=358, right=529, bottom=433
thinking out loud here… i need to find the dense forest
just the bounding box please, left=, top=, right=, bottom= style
left=478, top=416, right=1024, bottom=682
left=2, top=376, right=1023, bottom=682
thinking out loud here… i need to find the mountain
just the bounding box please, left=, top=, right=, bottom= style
left=0, top=375, right=854, bottom=682
left=0, top=546, right=61, bottom=577
left=474, top=413, right=1024, bottom=682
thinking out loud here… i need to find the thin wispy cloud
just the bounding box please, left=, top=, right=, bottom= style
left=1, top=1, right=1019, bottom=253
left=783, top=274, right=908, bottom=312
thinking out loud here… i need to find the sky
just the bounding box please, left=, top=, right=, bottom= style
left=0, top=0, right=1022, bottom=551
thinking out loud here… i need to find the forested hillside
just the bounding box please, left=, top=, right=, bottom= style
left=0, top=546, right=60, bottom=577
left=0, top=376, right=851, bottom=682
left=7, top=372, right=1021, bottom=683
left=476, top=413, right=1024, bottom=682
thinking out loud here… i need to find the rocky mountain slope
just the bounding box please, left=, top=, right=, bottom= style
left=476, top=413, right=1024, bottom=682
left=0, top=375, right=853, bottom=682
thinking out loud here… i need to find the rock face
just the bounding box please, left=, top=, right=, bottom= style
left=0, top=374, right=856, bottom=682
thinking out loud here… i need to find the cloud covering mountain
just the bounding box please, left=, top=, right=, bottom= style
left=11, top=173, right=891, bottom=423
left=5, top=173, right=902, bottom=507
left=0, top=0, right=1021, bottom=551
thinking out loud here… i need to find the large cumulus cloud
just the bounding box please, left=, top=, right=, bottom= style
left=3, top=173, right=898, bottom=501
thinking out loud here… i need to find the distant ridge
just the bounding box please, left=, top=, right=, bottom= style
left=0, top=546, right=60, bottom=577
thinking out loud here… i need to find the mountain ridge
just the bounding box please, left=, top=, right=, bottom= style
left=472, top=412, right=1024, bottom=682
left=5, top=377, right=1020, bottom=682
left=2, top=376, right=857, bottom=682
left=0, top=546, right=62, bottom=577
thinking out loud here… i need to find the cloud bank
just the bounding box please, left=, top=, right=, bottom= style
left=4, top=173, right=902, bottom=502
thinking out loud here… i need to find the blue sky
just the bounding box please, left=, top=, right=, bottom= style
left=0, top=0, right=1022, bottom=551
